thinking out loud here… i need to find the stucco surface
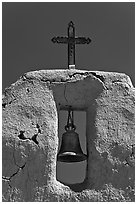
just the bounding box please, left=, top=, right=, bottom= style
left=2, top=69, right=135, bottom=201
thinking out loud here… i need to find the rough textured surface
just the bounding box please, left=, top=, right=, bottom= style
left=2, top=69, right=135, bottom=201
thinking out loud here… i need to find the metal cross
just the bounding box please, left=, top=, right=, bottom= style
left=51, top=21, right=91, bottom=69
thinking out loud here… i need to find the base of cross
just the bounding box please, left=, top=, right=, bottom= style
left=69, top=64, right=75, bottom=69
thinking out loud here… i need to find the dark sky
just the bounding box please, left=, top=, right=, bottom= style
left=3, top=2, right=135, bottom=90
left=2, top=2, right=135, bottom=184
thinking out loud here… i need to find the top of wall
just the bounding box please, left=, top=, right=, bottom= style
left=3, top=69, right=134, bottom=94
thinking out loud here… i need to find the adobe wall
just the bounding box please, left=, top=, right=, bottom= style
left=2, top=69, right=135, bottom=201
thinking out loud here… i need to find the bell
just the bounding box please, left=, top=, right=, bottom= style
left=57, top=129, right=87, bottom=162
left=57, top=107, right=87, bottom=162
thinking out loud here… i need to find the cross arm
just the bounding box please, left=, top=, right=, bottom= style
left=75, top=37, right=91, bottom=44
left=51, top=36, right=68, bottom=44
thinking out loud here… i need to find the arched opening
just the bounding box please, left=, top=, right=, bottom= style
left=56, top=110, right=87, bottom=185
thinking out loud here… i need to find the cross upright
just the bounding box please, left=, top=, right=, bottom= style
left=52, top=21, right=91, bottom=69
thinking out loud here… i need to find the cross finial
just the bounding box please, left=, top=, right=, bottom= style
left=52, top=22, right=91, bottom=69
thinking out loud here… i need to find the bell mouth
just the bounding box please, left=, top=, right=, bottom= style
left=57, top=152, right=87, bottom=162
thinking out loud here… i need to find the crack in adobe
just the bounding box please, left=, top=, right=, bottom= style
left=23, top=71, right=108, bottom=93
left=68, top=71, right=105, bottom=84
left=2, top=177, right=13, bottom=191
left=36, top=124, right=41, bottom=134
left=2, top=162, right=26, bottom=182
left=18, top=129, right=39, bottom=145
left=68, top=72, right=90, bottom=79
left=112, top=80, right=132, bottom=90
left=10, top=169, right=20, bottom=180
left=112, top=80, right=123, bottom=83
left=64, top=84, right=68, bottom=103
left=68, top=72, right=107, bottom=89
left=31, top=134, right=39, bottom=145
left=90, top=72, right=105, bottom=83
left=2, top=176, right=10, bottom=181
left=31, top=123, right=42, bottom=144
left=2, top=169, right=20, bottom=181
left=18, top=131, right=26, bottom=140
left=24, top=71, right=105, bottom=84
left=20, top=163, right=26, bottom=169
